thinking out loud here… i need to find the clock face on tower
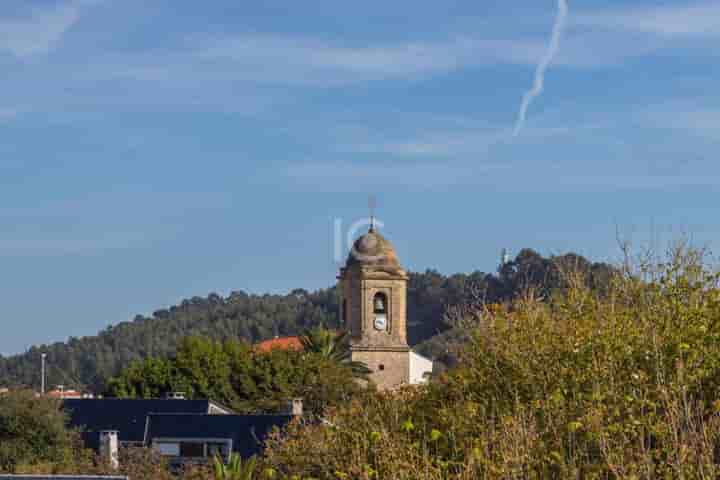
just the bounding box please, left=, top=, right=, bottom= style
left=374, top=314, right=387, bottom=331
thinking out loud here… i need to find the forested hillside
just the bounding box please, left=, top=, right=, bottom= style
left=0, top=249, right=613, bottom=391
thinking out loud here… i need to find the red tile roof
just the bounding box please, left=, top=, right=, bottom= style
left=255, top=336, right=303, bottom=353
left=47, top=389, right=83, bottom=399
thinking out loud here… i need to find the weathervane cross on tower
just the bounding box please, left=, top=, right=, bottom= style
left=368, top=195, right=377, bottom=232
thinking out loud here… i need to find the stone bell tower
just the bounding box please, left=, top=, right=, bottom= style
left=338, top=224, right=410, bottom=390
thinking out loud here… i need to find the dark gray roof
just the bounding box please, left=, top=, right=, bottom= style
left=63, top=399, right=224, bottom=448
left=145, top=413, right=293, bottom=458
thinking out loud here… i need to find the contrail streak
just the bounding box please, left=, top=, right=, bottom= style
left=512, top=0, right=568, bottom=137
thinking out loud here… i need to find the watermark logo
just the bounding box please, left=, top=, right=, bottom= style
left=333, top=217, right=386, bottom=264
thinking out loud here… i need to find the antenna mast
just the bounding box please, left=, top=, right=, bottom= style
left=368, top=195, right=377, bottom=232
left=41, top=353, right=46, bottom=395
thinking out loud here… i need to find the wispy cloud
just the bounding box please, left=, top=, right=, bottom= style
left=180, top=28, right=680, bottom=86
left=575, top=2, right=720, bottom=37
left=0, top=33, right=552, bottom=116
left=0, top=233, right=147, bottom=257
left=556, top=174, right=720, bottom=191
left=0, top=2, right=712, bottom=123
left=283, top=156, right=720, bottom=193
left=284, top=160, right=503, bottom=190
left=638, top=102, right=720, bottom=141
left=191, top=32, right=640, bottom=86
left=0, top=2, right=80, bottom=57
left=346, top=123, right=584, bottom=158
left=350, top=129, right=507, bottom=156
left=0, top=108, right=18, bottom=121
left=192, top=34, right=540, bottom=84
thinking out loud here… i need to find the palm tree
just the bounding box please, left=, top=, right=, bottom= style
left=213, top=453, right=257, bottom=480
left=299, top=326, right=371, bottom=379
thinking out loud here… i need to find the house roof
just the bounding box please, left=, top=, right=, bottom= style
left=63, top=399, right=230, bottom=448
left=255, top=336, right=303, bottom=353
left=145, top=413, right=294, bottom=458
left=409, top=350, right=434, bottom=362
left=47, top=389, right=83, bottom=398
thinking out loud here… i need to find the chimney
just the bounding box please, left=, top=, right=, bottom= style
left=99, top=430, right=119, bottom=470
left=290, top=398, right=303, bottom=417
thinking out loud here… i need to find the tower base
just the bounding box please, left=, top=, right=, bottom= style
left=352, top=346, right=410, bottom=390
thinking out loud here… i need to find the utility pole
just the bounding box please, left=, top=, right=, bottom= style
left=40, top=353, right=46, bottom=395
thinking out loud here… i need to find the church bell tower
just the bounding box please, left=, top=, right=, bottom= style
left=338, top=223, right=410, bottom=389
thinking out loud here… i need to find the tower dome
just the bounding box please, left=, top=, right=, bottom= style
left=346, top=228, right=401, bottom=269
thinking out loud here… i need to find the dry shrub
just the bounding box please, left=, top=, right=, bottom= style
left=263, top=247, right=720, bottom=479
left=14, top=447, right=177, bottom=479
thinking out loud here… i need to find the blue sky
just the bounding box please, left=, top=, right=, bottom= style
left=1, top=0, right=719, bottom=354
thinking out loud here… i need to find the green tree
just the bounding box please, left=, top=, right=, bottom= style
left=104, top=356, right=174, bottom=398
left=106, top=336, right=363, bottom=415
left=0, top=390, right=80, bottom=472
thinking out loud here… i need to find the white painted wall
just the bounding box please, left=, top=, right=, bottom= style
left=409, top=351, right=433, bottom=384
left=99, top=430, right=119, bottom=470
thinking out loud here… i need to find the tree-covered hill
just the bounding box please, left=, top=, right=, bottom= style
left=0, top=249, right=613, bottom=392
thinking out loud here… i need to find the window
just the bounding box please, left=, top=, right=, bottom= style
left=154, top=439, right=232, bottom=459
left=342, top=299, right=347, bottom=322
left=373, top=293, right=387, bottom=314
left=378, top=364, right=385, bottom=371
left=155, top=442, right=180, bottom=456
left=180, top=442, right=204, bottom=458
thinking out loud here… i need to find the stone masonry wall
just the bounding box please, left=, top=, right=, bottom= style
left=351, top=349, right=410, bottom=390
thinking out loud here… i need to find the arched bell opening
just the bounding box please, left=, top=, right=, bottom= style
left=373, top=292, right=388, bottom=331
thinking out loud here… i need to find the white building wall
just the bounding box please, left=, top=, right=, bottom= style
left=408, top=351, right=433, bottom=385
